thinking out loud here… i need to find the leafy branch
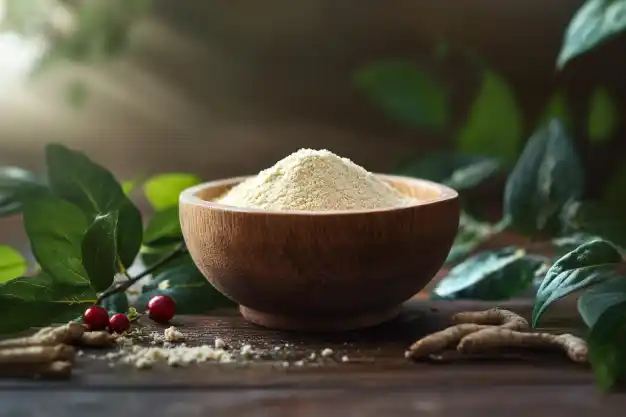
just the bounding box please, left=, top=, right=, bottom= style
left=0, top=144, right=233, bottom=336
left=96, top=243, right=187, bottom=303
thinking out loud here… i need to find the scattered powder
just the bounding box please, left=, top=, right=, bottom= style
left=216, top=148, right=416, bottom=211
left=99, top=328, right=351, bottom=370
left=320, top=348, right=334, bottom=358
left=163, top=326, right=185, bottom=342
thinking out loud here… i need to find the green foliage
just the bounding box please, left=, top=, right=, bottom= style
left=354, top=61, right=448, bottom=131
left=456, top=71, right=523, bottom=164
left=394, top=152, right=500, bottom=191
left=23, top=193, right=91, bottom=286
left=503, top=120, right=585, bottom=236
left=100, top=291, right=129, bottom=315
left=0, top=273, right=96, bottom=334
left=0, top=246, right=28, bottom=283
left=588, top=87, right=619, bottom=143
left=0, top=143, right=230, bottom=335
left=578, top=276, right=626, bottom=391
left=433, top=248, right=546, bottom=300
left=445, top=214, right=509, bottom=265
left=558, top=0, right=626, bottom=69
left=81, top=213, right=119, bottom=292
left=561, top=201, right=626, bottom=249
left=0, top=167, right=46, bottom=217
left=532, top=239, right=622, bottom=327
left=137, top=255, right=235, bottom=314
left=538, top=91, right=573, bottom=132
left=143, top=173, right=201, bottom=211
left=143, top=206, right=182, bottom=245
left=46, top=144, right=143, bottom=268
left=586, top=298, right=626, bottom=392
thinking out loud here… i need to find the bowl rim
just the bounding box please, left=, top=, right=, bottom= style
left=179, top=173, right=458, bottom=216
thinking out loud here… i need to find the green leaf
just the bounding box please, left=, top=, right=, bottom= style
left=561, top=201, right=626, bottom=248
left=394, top=152, right=501, bottom=191
left=538, top=91, right=573, bottom=132
left=445, top=214, right=509, bottom=265
left=81, top=212, right=118, bottom=292
left=354, top=61, right=448, bottom=131
left=552, top=233, right=603, bottom=260
left=558, top=0, right=626, bottom=69
left=0, top=273, right=96, bottom=334
left=504, top=120, right=585, bottom=236
left=23, top=194, right=90, bottom=285
left=433, top=248, right=546, bottom=300
left=143, top=173, right=201, bottom=211
left=588, top=87, right=619, bottom=143
left=121, top=180, right=135, bottom=195
left=143, top=206, right=182, bottom=245
left=532, top=239, right=622, bottom=327
left=578, top=278, right=626, bottom=392
left=100, top=291, right=129, bottom=315
left=0, top=246, right=28, bottom=283
left=456, top=70, right=523, bottom=164
left=139, top=242, right=187, bottom=277
left=45, top=144, right=143, bottom=268
left=0, top=166, right=46, bottom=217
left=578, top=275, right=626, bottom=328
left=135, top=256, right=235, bottom=313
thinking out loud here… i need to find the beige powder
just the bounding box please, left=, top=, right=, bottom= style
left=216, top=148, right=416, bottom=211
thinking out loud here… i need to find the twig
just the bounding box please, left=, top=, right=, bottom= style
left=97, top=244, right=186, bottom=304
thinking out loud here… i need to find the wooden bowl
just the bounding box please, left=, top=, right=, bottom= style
left=179, top=174, right=460, bottom=332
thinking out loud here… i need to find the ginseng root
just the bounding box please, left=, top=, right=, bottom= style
left=407, top=324, right=490, bottom=359
left=406, top=308, right=588, bottom=364
left=452, top=308, right=529, bottom=331
left=0, top=345, right=75, bottom=365
left=0, top=323, right=84, bottom=348
left=78, top=331, right=117, bottom=347
left=458, top=327, right=588, bottom=363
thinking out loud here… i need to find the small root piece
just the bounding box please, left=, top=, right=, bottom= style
left=406, top=324, right=489, bottom=359
left=0, top=345, right=75, bottom=365
left=457, top=327, right=588, bottom=363
left=0, top=323, right=84, bottom=348
left=452, top=308, right=528, bottom=331
left=78, top=331, right=117, bottom=347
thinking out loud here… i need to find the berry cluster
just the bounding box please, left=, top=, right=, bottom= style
left=83, top=295, right=176, bottom=332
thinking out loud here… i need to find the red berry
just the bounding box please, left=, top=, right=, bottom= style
left=147, top=295, right=176, bottom=323
left=108, top=313, right=130, bottom=334
left=83, top=306, right=109, bottom=330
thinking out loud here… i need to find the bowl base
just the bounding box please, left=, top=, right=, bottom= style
left=239, top=305, right=401, bottom=332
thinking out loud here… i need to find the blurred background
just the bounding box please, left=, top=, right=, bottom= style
left=1, top=0, right=625, bottom=214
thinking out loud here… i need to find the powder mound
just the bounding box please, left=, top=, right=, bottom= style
left=216, top=148, right=417, bottom=211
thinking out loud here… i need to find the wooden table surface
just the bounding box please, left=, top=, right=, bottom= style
left=1, top=298, right=624, bottom=417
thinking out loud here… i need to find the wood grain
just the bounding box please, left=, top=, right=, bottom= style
left=3, top=298, right=625, bottom=416
left=179, top=175, right=460, bottom=331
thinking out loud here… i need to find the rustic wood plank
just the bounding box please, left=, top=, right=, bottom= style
left=0, top=298, right=591, bottom=390
left=1, top=385, right=625, bottom=417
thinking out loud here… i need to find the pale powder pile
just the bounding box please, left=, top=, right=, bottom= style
left=216, top=148, right=416, bottom=211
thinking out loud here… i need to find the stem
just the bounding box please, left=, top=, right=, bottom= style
left=97, top=244, right=186, bottom=304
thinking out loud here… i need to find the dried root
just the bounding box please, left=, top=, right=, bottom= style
left=0, top=345, right=75, bottom=365
left=452, top=308, right=529, bottom=330
left=0, top=322, right=117, bottom=380
left=458, top=328, right=588, bottom=363
left=0, top=323, right=84, bottom=348
left=407, top=324, right=490, bottom=359
left=406, top=308, right=588, bottom=364
left=78, top=331, right=117, bottom=347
